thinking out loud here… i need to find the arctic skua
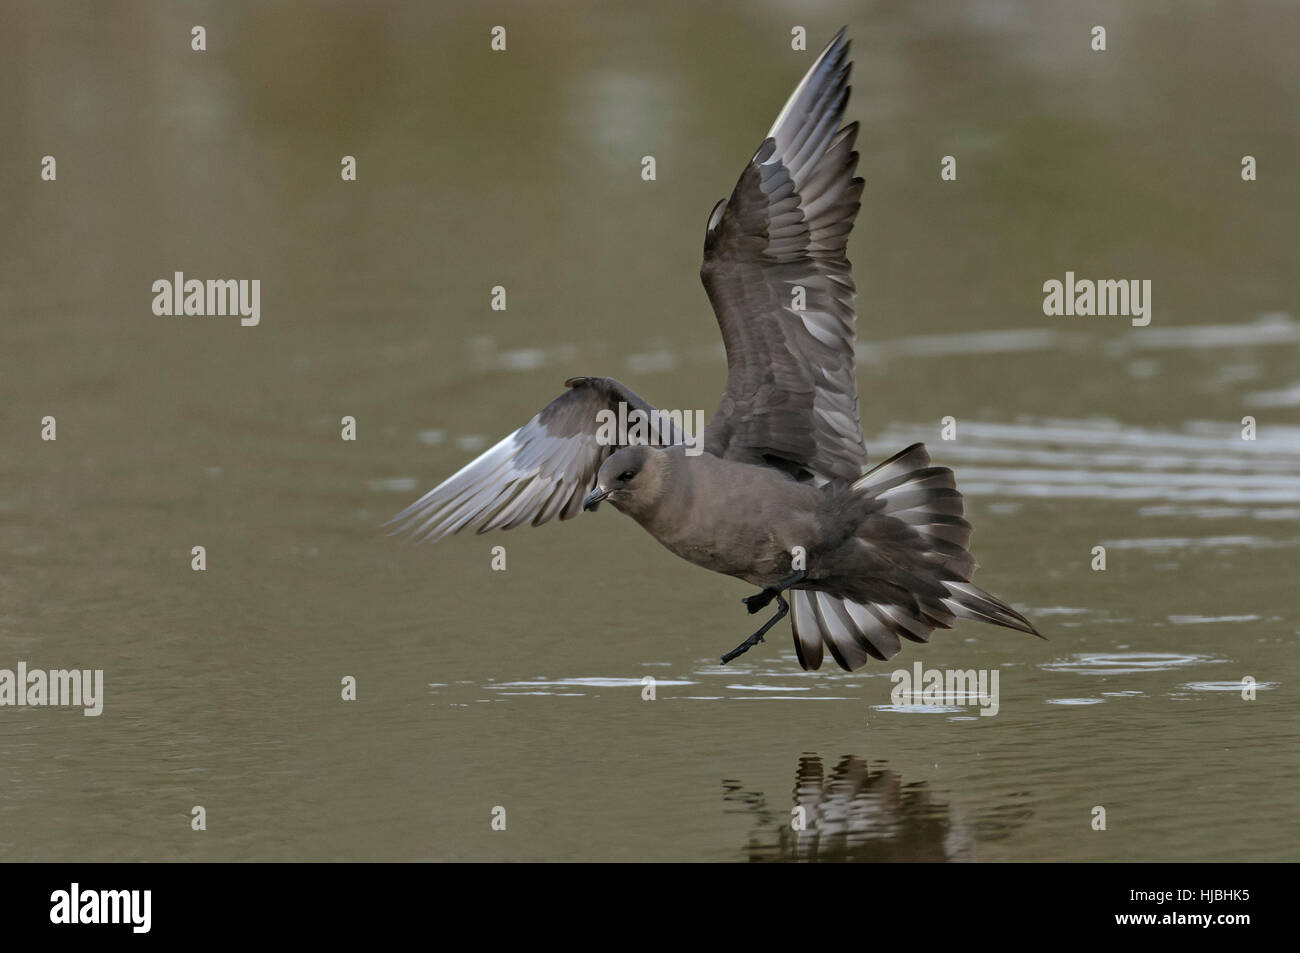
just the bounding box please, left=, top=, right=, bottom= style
left=391, top=29, right=1041, bottom=669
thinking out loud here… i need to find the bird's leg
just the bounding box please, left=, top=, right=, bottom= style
left=721, top=592, right=790, bottom=664
left=741, top=571, right=807, bottom=614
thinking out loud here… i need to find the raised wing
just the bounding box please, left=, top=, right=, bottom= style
left=701, top=28, right=867, bottom=484
left=388, top=377, right=681, bottom=541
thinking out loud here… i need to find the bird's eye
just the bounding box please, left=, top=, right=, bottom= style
left=619, top=470, right=636, bottom=482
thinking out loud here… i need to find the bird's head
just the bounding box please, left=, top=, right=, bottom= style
left=583, top=445, right=668, bottom=517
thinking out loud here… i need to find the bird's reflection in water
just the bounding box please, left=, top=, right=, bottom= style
left=723, top=754, right=1033, bottom=862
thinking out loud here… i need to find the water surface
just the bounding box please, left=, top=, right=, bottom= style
left=2, top=0, right=1297, bottom=861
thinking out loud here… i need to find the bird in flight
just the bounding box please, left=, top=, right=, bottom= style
left=391, top=29, right=1041, bottom=670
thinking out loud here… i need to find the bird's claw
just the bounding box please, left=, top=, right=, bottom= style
left=742, top=589, right=777, bottom=614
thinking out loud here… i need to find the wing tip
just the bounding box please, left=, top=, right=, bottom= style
left=823, top=26, right=850, bottom=60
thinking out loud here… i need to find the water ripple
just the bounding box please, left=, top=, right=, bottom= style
left=1043, top=653, right=1226, bottom=676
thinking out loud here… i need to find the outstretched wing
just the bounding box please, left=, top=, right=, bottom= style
left=388, top=376, right=680, bottom=541
left=701, top=28, right=867, bottom=484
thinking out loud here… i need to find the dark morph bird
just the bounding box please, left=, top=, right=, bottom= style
left=391, top=29, right=1041, bottom=670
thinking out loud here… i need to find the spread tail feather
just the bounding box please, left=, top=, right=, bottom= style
left=790, top=443, right=1041, bottom=672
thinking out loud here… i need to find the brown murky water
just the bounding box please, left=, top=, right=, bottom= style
left=2, top=1, right=1297, bottom=861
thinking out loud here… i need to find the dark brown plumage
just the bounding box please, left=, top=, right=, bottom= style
left=391, top=30, right=1040, bottom=670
